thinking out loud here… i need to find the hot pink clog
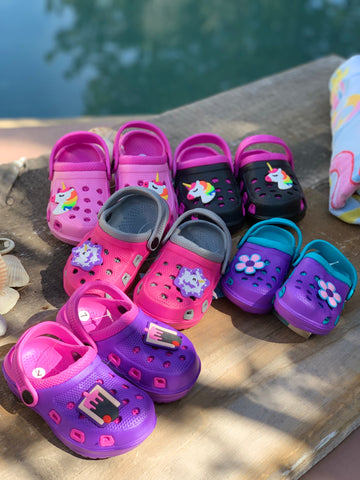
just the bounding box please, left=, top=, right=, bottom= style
left=63, top=186, right=170, bottom=296
left=133, top=208, right=232, bottom=330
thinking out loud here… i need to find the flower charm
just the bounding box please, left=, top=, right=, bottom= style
left=235, top=254, right=265, bottom=275
left=317, top=279, right=341, bottom=308
left=71, top=240, right=103, bottom=271
left=174, top=267, right=210, bottom=298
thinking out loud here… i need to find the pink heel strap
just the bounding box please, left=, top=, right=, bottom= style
left=63, top=281, right=136, bottom=344
left=10, top=322, right=89, bottom=407
left=113, top=121, right=173, bottom=171
left=49, top=131, right=112, bottom=180
left=174, top=133, right=233, bottom=176
left=234, top=135, right=294, bottom=176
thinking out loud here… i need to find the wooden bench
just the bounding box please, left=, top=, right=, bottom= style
left=1, top=54, right=359, bottom=480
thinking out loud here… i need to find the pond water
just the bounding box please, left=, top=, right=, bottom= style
left=1, top=0, right=359, bottom=118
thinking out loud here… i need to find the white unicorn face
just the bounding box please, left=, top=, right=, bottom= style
left=265, top=164, right=293, bottom=190
left=265, top=168, right=282, bottom=182
left=55, top=189, right=73, bottom=204
left=145, top=180, right=168, bottom=199
left=143, top=174, right=169, bottom=200
left=183, top=180, right=216, bottom=203
left=52, top=184, right=78, bottom=215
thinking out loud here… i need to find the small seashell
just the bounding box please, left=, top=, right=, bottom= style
left=2, top=255, right=30, bottom=288
left=0, top=313, right=7, bottom=336
left=0, top=238, right=15, bottom=255
left=0, top=255, right=7, bottom=291
left=0, top=286, right=20, bottom=315
left=89, top=126, right=117, bottom=158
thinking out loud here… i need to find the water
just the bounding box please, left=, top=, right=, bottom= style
left=1, top=0, right=359, bottom=118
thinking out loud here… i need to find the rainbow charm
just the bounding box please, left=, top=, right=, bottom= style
left=183, top=180, right=216, bottom=203
left=51, top=182, right=78, bottom=215
left=265, top=163, right=293, bottom=190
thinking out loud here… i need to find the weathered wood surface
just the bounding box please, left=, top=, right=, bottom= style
left=1, top=55, right=359, bottom=480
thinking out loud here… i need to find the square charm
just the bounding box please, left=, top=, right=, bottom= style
left=78, top=384, right=121, bottom=426
left=144, top=322, right=182, bottom=349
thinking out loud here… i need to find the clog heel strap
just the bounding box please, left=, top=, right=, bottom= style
left=234, top=135, right=294, bottom=177
left=292, top=239, right=357, bottom=300
left=49, top=131, right=112, bottom=181
left=8, top=321, right=94, bottom=408
left=237, top=217, right=302, bottom=260
left=61, top=281, right=136, bottom=345
left=173, top=133, right=233, bottom=176
left=161, top=207, right=232, bottom=274
left=113, top=121, right=173, bottom=172
left=98, top=186, right=170, bottom=251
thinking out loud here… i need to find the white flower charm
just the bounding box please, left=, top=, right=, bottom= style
left=235, top=254, right=265, bottom=275
left=317, top=279, right=341, bottom=308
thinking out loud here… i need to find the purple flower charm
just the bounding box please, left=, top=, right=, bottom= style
left=174, top=267, right=210, bottom=298
left=71, top=240, right=103, bottom=272
left=317, top=279, right=341, bottom=308
left=235, top=253, right=265, bottom=275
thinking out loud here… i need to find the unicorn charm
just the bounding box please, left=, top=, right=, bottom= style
left=174, top=266, right=210, bottom=298
left=144, top=173, right=169, bottom=200
left=265, top=163, right=293, bottom=190
left=183, top=180, right=216, bottom=204
left=71, top=240, right=103, bottom=271
left=51, top=182, right=78, bottom=215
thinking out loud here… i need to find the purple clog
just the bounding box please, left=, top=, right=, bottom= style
left=221, top=218, right=302, bottom=314
left=2, top=321, right=156, bottom=458
left=274, top=239, right=357, bottom=335
left=56, top=281, right=201, bottom=402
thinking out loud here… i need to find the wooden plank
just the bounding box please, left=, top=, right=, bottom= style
left=1, top=55, right=359, bottom=480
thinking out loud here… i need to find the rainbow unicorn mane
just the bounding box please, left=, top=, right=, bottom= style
left=183, top=179, right=216, bottom=203
left=280, top=170, right=292, bottom=185
left=52, top=182, right=78, bottom=215
left=265, top=163, right=293, bottom=190
left=62, top=188, right=78, bottom=210
left=200, top=180, right=215, bottom=197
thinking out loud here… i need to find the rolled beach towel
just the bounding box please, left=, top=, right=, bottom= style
left=329, top=55, right=360, bottom=224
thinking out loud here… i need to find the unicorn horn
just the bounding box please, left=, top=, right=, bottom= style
left=266, top=163, right=273, bottom=171
left=61, top=181, right=66, bottom=190
left=156, top=172, right=159, bottom=182
left=182, top=183, right=191, bottom=188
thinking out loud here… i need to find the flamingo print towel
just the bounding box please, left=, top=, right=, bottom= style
left=329, top=55, right=360, bottom=224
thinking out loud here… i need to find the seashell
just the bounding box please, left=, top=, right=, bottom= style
left=0, top=286, right=20, bottom=315
left=0, top=313, right=7, bottom=336
left=0, top=255, right=7, bottom=290
left=0, top=238, right=15, bottom=255
left=2, top=254, right=30, bottom=288
left=89, top=126, right=117, bottom=158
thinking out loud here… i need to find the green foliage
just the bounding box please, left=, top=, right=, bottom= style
left=45, top=0, right=360, bottom=115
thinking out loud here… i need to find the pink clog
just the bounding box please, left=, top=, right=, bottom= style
left=113, top=121, right=178, bottom=223
left=47, top=131, right=112, bottom=245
